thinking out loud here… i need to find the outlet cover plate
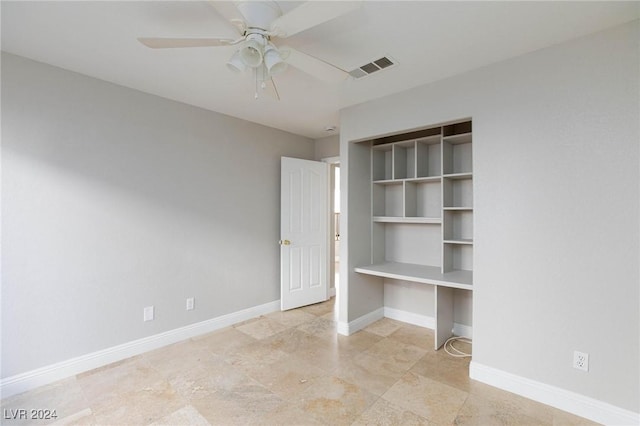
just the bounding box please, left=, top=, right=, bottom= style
left=573, top=350, right=589, bottom=372
left=144, top=306, right=154, bottom=322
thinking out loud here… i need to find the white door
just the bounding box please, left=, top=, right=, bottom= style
left=280, top=157, right=329, bottom=311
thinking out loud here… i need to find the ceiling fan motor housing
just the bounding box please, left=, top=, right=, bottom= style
left=234, top=0, right=282, bottom=30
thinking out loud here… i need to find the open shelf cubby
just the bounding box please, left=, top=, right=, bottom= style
left=373, top=181, right=403, bottom=217
left=393, top=141, right=416, bottom=179
left=443, top=124, right=472, bottom=176
left=443, top=209, right=473, bottom=243
left=416, top=135, right=441, bottom=178
left=372, top=144, right=393, bottom=181
left=357, top=119, right=474, bottom=349
left=443, top=176, right=473, bottom=208
left=443, top=243, right=473, bottom=273
left=405, top=180, right=441, bottom=219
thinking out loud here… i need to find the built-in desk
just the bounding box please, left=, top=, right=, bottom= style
left=355, top=262, right=472, bottom=349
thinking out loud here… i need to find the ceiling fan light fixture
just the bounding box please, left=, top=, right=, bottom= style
left=226, top=51, right=247, bottom=73
left=264, top=44, right=288, bottom=76
left=240, top=33, right=265, bottom=68
left=139, top=0, right=355, bottom=99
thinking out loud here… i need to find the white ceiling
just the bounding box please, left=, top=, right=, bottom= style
left=2, top=1, right=638, bottom=139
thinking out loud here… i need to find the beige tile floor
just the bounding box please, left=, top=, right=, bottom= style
left=1, top=298, right=597, bottom=425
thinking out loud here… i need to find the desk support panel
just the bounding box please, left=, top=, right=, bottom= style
left=435, top=286, right=455, bottom=350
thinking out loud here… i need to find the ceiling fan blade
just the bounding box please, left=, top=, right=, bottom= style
left=282, top=46, right=348, bottom=83
left=208, top=1, right=244, bottom=23
left=138, top=37, right=234, bottom=49
left=207, top=1, right=246, bottom=34
left=271, top=1, right=361, bottom=38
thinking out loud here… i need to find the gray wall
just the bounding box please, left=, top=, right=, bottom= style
left=1, top=53, right=314, bottom=378
left=383, top=282, right=472, bottom=327
left=314, top=135, right=340, bottom=161
left=340, top=21, right=639, bottom=412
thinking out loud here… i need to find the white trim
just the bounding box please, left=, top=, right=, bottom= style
left=0, top=300, right=280, bottom=399
left=338, top=306, right=474, bottom=339
left=337, top=307, right=384, bottom=336
left=453, top=322, right=473, bottom=339
left=337, top=321, right=350, bottom=336
left=329, top=287, right=336, bottom=298
left=384, top=307, right=435, bottom=329
left=384, top=307, right=472, bottom=339
left=470, top=362, right=640, bottom=426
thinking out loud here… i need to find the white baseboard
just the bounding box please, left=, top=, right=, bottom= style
left=337, top=307, right=384, bottom=336
left=453, top=322, right=473, bottom=339
left=1, top=300, right=281, bottom=399
left=470, top=362, right=640, bottom=426
left=337, top=321, right=350, bottom=335
left=338, top=306, right=473, bottom=339
left=384, top=307, right=435, bottom=329
left=384, top=307, right=473, bottom=339
left=329, top=287, right=336, bottom=298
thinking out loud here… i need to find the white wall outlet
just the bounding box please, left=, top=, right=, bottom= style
left=143, top=306, right=154, bottom=322
left=573, top=350, right=589, bottom=372
left=186, top=297, right=195, bottom=311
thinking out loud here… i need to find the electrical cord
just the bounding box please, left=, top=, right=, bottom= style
left=443, top=336, right=472, bottom=358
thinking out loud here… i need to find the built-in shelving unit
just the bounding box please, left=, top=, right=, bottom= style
left=356, top=120, right=473, bottom=349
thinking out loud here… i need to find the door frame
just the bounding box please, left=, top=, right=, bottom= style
left=322, top=156, right=340, bottom=298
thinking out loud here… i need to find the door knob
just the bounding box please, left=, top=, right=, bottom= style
left=279, top=239, right=291, bottom=246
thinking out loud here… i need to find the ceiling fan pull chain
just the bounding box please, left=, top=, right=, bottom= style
left=254, top=66, right=259, bottom=100
left=261, top=64, right=268, bottom=90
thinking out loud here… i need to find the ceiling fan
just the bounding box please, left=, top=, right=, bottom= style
left=138, top=1, right=359, bottom=99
